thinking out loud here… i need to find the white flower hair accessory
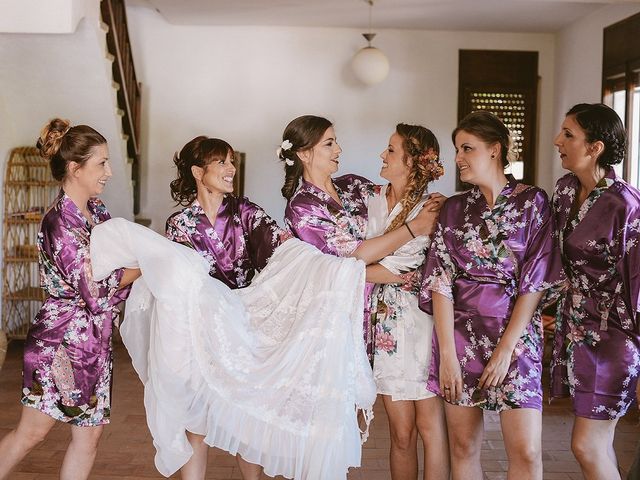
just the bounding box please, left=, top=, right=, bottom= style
left=277, top=139, right=294, bottom=165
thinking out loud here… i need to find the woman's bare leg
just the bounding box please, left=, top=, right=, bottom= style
left=0, top=406, right=56, bottom=480
left=571, top=416, right=621, bottom=480
left=180, top=431, right=209, bottom=480
left=415, top=396, right=450, bottom=480
left=499, top=408, right=542, bottom=480
left=60, top=423, right=104, bottom=480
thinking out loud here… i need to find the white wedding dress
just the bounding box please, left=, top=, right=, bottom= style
left=90, top=218, right=376, bottom=479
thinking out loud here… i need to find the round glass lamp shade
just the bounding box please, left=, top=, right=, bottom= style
left=352, top=46, right=389, bottom=85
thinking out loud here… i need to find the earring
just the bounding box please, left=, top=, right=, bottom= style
left=491, top=154, right=495, bottom=159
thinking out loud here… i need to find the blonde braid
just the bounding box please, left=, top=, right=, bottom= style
left=385, top=162, right=429, bottom=233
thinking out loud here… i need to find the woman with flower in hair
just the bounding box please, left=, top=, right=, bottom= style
left=281, top=115, right=443, bottom=281
left=550, top=103, right=640, bottom=480
left=0, top=118, right=140, bottom=480
left=420, top=111, right=564, bottom=479
left=165, top=136, right=289, bottom=480
left=366, top=124, right=449, bottom=480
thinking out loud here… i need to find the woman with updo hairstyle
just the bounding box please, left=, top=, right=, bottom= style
left=419, top=111, right=564, bottom=479
left=550, top=103, right=640, bottom=479
left=0, top=118, right=140, bottom=479
left=364, top=123, right=449, bottom=480
left=165, top=135, right=289, bottom=480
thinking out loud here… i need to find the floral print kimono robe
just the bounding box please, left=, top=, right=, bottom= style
left=367, top=184, right=436, bottom=400
left=284, top=174, right=373, bottom=257
left=22, top=192, right=131, bottom=426
left=165, top=195, right=287, bottom=289
left=420, top=178, right=564, bottom=411
left=551, top=170, right=640, bottom=419
left=285, top=174, right=374, bottom=350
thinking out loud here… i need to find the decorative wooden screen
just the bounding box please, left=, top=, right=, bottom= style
left=458, top=50, right=539, bottom=190
left=2, top=148, right=59, bottom=339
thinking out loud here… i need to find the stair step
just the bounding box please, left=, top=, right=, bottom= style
left=100, top=20, right=109, bottom=33
left=106, top=52, right=115, bottom=63
left=116, top=108, right=125, bottom=117
left=126, top=156, right=134, bottom=165
left=112, top=80, right=120, bottom=91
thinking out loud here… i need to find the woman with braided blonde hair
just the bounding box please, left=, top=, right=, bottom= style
left=365, top=124, right=449, bottom=480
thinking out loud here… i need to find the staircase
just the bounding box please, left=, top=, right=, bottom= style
left=100, top=0, right=142, bottom=215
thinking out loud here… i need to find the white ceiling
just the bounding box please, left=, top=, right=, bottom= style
left=132, top=0, right=639, bottom=33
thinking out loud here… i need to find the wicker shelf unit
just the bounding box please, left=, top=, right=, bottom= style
left=2, top=147, right=59, bottom=340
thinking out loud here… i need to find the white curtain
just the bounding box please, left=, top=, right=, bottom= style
left=90, top=218, right=376, bottom=479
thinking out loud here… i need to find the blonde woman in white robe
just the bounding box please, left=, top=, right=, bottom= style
left=366, top=124, right=449, bottom=480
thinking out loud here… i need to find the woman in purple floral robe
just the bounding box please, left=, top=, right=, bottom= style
left=280, top=115, right=441, bottom=274
left=0, top=119, right=139, bottom=480
left=280, top=115, right=442, bottom=366
left=165, top=136, right=288, bottom=480
left=420, top=111, right=563, bottom=480
left=550, top=103, right=640, bottom=480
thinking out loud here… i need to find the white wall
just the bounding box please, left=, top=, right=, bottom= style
left=0, top=0, right=86, bottom=34
left=551, top=4, right=640, bottom=183
left=0, top=1, right=134, bottom=219
left=126, top=5, right=556, bottom=231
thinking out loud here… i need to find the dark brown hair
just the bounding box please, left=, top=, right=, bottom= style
left=386, top=124, right=444, bottom=233
left=36, top=118, right=107, bottom=181
left=566, top=103, right=626, bottom=167
left=170, top=136, right=234, bottom=206
left=280, top=115, right=333, bottom=200
left=452, top=111, right=513, bottom=169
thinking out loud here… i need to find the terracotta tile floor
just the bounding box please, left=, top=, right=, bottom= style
left=1, top=339, right=639, bottom=479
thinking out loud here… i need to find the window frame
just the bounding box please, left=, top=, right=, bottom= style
left=602, top=12, right=640, bottom=186
left=457, top=50, right=539, bottom=190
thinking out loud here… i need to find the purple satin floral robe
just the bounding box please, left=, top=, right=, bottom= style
left=284, top=174, right=373, bottom=256
left=22, top=192, right=131, bottom=426
left=285, top=174, right=374, bottom=352
left=551, top=170, right=640, bottom=419
left=165, top=195, right=286, bottom=289
left=420, top=178, right=564, bottom=411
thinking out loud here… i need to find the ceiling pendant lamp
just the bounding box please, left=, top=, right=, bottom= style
left=352, top=0, right=389, bottom=86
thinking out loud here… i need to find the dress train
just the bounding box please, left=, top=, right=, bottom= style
left=90, top=218, right=376, bottom=479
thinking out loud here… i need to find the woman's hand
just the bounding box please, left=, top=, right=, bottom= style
left=119, top=268, right=141, bottom=288
left=478, top=344, right=514, bottom=389
left=424, top=192, right=446, bottom=212
left=439, top=352, right=463, bottom=403
left=408, top=193, right=446, bottom=237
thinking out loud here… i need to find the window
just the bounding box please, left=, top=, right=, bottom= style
left=602, top=12, right=640, bottom=188
left=458, top=50, right=539, bottom=190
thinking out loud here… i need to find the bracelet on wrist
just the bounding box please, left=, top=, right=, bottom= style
left=405, top=223, right=416, bottom=238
